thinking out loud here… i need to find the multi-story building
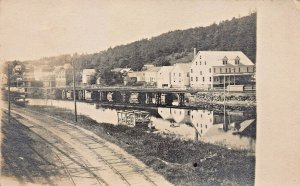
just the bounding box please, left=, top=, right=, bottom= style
left=190, top=51, right=255, bottom=90
left=54, top=64, right=73, bottom=87
left=157, top=66, right=174, bottom=88
left=170, top=63, right=191, bottom=88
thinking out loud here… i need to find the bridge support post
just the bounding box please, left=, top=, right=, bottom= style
left=122, top=92, right=131, bottom=104
left=146, top=93, right=153, bottom=104
left=155, top=93, right=162, bottom=106
left=164, top=93, right=173, bottom=106
left=137, top=92, right=146, bottom=105
left=178, top=93, right=185, bottom=106
left=99, top=91, right=108, bottom=102
left=62, top=90, right=66, bottom=99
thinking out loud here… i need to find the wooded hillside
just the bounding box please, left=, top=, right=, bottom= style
left=25, top=13, right=256, bottom=74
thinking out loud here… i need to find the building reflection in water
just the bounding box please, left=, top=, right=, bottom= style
left=156, top=106, right=256, bottom=151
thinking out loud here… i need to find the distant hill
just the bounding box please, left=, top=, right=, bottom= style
left=24, top=13, right=256, bottom=74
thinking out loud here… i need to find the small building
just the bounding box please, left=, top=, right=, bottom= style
left=170, top=63, right=191, bottom=88
left=190, top=51, right=255, bottom=90
left=82, top=69, right=97, bottom=84
left=157, top=66, right=174, bottom=88
left=127, top=71, right=145, bottom=82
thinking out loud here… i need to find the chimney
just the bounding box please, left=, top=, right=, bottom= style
left=193, top=48, right=197, bottom=58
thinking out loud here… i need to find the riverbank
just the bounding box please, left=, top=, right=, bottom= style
left=24, top=104, right=255, bottom=186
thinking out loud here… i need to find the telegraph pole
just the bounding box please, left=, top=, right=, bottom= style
left=7, top=63, right=11, bottom=123
left=72, top=60, right=78, bottom=122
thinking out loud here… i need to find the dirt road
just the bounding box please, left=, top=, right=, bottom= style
left=1, top=106, right=172, bottom=186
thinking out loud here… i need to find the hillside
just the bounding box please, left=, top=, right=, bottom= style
left=24, top=13, right=256, bottom=73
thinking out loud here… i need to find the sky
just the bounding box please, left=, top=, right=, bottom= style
left=0, top=0, right=257, bottom=61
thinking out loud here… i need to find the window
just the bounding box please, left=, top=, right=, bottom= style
left=200, top=61, right=201, bottom=65
left=229, top=68, right=231, bottom=73
left=200, top=71, right=202, bottom=75
left=191, top=69, right=193, bottom=73
left=235, top=56, right=240, bottom=64
left=247, top=67, right=249, bottom=72
left=209, top=77, right=211, bottom=82
left=196, top=77, right=198, bottom=82
left=187, top=72, right=189, bottom=77
left=223, top=56, right=228, bottom=65
left=225, top=68, right=228, bottom=73
left=220, top=68, right=222, bottom=73
left=209, top=68, right=211, bottom=73
left=233, top=68, right=235, bottom=73
left=174, top=73, right=175, bottom=76
left=200, top=55, right=201, bottom=59
left=205, top=61, right=206, bottom=65
left=179, top=73, right=181, bottom=77
left=214, top=68, right=216, bottom=73
left=191, top=77, right=193, bottom=81
left=203, top=77, right=205, bottom=82
left=196, top=61, right=198, bottom=65
left=205, top=125, right=207, bottom=128
left=239, top=68, right=241, bottom=72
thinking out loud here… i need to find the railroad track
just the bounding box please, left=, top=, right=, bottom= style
left=5, top=106, right=172, bottom=186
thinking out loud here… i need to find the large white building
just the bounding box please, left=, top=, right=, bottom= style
left=170, top=63, right=191, bottom=88
left=190, top=51, right=255, bottom=90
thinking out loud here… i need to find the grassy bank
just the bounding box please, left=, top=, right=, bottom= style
left=26, top=105, right=255, bottom=186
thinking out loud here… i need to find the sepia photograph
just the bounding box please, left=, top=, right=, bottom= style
left=1, top=0, right=299, bottom=186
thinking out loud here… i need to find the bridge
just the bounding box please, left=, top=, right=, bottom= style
left=17, top=85, right=255, bottom=107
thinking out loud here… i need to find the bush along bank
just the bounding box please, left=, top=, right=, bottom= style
left=26, top=105, right=255, bottom=186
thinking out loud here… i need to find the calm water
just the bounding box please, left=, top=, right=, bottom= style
left=28, top=99, right=256, bottom=151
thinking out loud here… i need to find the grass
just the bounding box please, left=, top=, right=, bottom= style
left=26, top=105, right=255, bottom=186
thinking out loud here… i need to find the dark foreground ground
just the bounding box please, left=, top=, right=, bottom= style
left=3, top=104, right=255, bottom=186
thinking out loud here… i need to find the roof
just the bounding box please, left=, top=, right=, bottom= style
left=193, top=51, right=254, bottom=66
left=82, top=69, right=97, bottom=75
left=144, top=66, right=161, bottom=72
left=158, top=66, right=174, bottom=74
left=172, top=63, right=191, bottom=72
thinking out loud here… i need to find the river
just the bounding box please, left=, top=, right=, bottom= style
left=27, top=99, right=256, bottom=152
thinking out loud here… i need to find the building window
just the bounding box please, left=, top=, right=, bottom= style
left=205, top=61, right=207, bottom=65
left=203, top=77, right=205, bottom=82
left=239, top=68, right=241, bottom=72
left=179, top=73, right=181, bottom=77
left=235, top=56, right=240, bottom=64
left=174, top=73, right=175, bottom=76
left=233, top=68, right=235, bottom=73
left=191, top=69, right=193, bottom=73
left=200, top=56, right=201, bottom=59
left=254, top=67, right=256, bottom=72
left=223, top=56, right=228, bottom=65
left=196, top=77, right=198, bottom=82
left=209, top=77, right=211, bottom=82
left=214, top=68, right=216, bottom=73
left=229, top=68, right=231, bottom=73
left=220, top=68, right=222, bottom=73
left=200, top=71, right=202, bottom=75
left=200, top=61, right=201, bottom=65
left=196, top=61, right=198, bottom=65
left=187, top=72, right=190, bottom=77
left=191, top=77, right=193, bottom=81
left=225, top=68, right=228, bottom=73
left=209, top=68, right=211, bottom=73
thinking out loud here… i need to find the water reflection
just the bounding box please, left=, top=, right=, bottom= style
left=28, top=99, right=256, bottom=151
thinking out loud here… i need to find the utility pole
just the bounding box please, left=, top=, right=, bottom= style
left=72, top=60, right=78, bottom=122
left=7, top=63, right=11, bottom=123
